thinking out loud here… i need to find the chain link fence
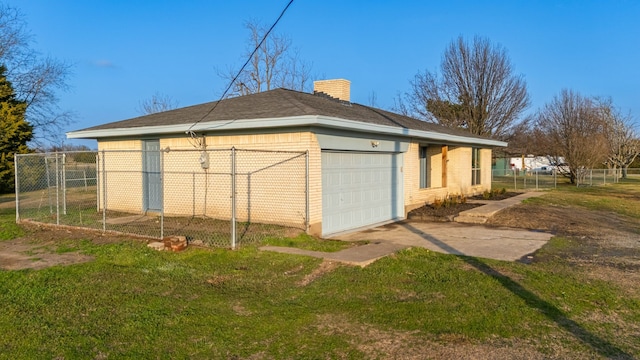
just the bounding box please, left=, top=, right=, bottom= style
left=491, top=168, right=639, bottom=191
left=15, top=148, right=308, bottom=248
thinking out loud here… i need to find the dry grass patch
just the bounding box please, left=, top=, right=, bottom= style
left=297, top=260, right=340, bottom=286
left=314, top=314, right=573, bottom=360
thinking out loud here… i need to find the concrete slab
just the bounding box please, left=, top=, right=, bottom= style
left=335, top=221, right=552, bottom=262
left=455, top=192, right=546, bottom=224
left=261, top=191, right=552, bottom=265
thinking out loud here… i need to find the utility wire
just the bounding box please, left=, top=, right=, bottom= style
left=186, top=0, right=295, bottom=135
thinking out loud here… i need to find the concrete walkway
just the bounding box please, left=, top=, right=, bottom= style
left=455, top=192, right=546, bottom=224
left=261, top=191, right=552, bottom=266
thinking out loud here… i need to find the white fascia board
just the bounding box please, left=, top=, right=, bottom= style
left=66, top=116, right=311, bottom=139
left=66, top=115, right=507, bottom=147
left=314, top=116, right=507, bottom=147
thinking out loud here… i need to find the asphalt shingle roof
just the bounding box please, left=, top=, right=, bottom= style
left=73, top=88, right=490, bottom=141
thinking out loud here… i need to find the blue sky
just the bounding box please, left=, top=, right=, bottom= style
left=6, top=0, right=640, bottom=148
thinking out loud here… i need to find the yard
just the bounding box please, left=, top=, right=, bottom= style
left=0, top=181, right=639, bottom=359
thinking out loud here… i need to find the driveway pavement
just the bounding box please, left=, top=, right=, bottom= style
left=261, top=221, right=551, bottom=266
left=334, top=221, right=552, bottom=262
left=261, top=192, right=553, bottom=266
left=261, top=221, right=552, bottom=266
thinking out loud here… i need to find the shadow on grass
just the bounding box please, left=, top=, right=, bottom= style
left=400, top=222, right=633, bottom=359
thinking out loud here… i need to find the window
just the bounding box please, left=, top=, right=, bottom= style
left=472, top=147, right=481, bottom=186
left=419, top=146, right=429, bottom=188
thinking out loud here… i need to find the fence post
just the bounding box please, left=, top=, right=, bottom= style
left=231, top=147, right=236, bottom=250
left=513, top=170, right=517, bottom=190
left=62, top=153, right=67, bottom=215
left=102, top=150, right=106, bottom=232
left=96, top=153, right=100, bottom=213
left=14, top=154, right=19, bottom=223
left=55, top=154, right=60, bottom=225
left=160, top=148, right=164, bottom=240
left=95, top=154, right=100, bottom=213
left=535, top=171, right=539, bottom=190
left=305, top=150, right=309, bottom=232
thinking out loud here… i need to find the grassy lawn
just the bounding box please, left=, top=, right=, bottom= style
left=1, top=182, right=639, bottom=358
left=523, top=179, right=640, bottom=219
left=262, top=233, right=365, bottom=252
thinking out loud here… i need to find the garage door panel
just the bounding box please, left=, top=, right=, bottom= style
left=322, top=151, right=403, bottom=236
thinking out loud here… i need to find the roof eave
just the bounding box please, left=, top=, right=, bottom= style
left=316, top=116, right=507, bottom=147
left=66, top=115, right=507, bottom=147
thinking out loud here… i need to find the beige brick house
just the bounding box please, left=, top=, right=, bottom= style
left=67, top=79, right=506, bottom=237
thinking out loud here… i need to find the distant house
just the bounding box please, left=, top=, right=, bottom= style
left=67, top=79, right=506, bottom=237
left=493, top=155, right=563, bottom=175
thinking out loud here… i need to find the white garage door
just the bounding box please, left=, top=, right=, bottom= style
left=322, top=151, right=403, bottom=236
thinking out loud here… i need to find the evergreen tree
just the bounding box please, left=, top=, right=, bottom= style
left=0, top=65, right=32, bottom=193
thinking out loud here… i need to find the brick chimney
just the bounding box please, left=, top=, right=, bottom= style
left=313, top=79, right=350, bottom=102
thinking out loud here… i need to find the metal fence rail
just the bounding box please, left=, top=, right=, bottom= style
left=15, top=148, right=308, bottom=248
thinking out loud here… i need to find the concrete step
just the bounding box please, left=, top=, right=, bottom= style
left=454, top=214, right=488, bottom=224
left=454, top=191, right=546, bottom=224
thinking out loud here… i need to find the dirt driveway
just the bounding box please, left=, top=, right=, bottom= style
left=1, top=194, right=137, bottom=270
left=0, top=194, right=146, bottom=270
left=486, top=202, right=640, bottom=299
left=0, top=236, right=94, bottom=270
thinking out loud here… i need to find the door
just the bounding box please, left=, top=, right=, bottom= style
left=143, top=140, right=162, bottom=211
left=321, top=151, right=403, bottom=236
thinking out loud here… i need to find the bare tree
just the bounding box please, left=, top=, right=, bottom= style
left=137, top=92, right=179, bottom=115
left=500, top=114, right=537, bottom=156
left=277, top=47, right=312, bottom=92
left=218, top=20, right=312, bottom=97
left=536, top=89, right=609, bottom=184
left=0, top=5, right=73, bottom=146
left=367, top=91, right=378, bottom=107
left=597, top=98, right=639, bottom=178
left=406, top=36, right=530, bottom=138
left=391, top=92, right=411, bottom=116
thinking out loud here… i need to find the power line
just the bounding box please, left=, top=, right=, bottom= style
left=186, top=0, right=295, bottom=135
